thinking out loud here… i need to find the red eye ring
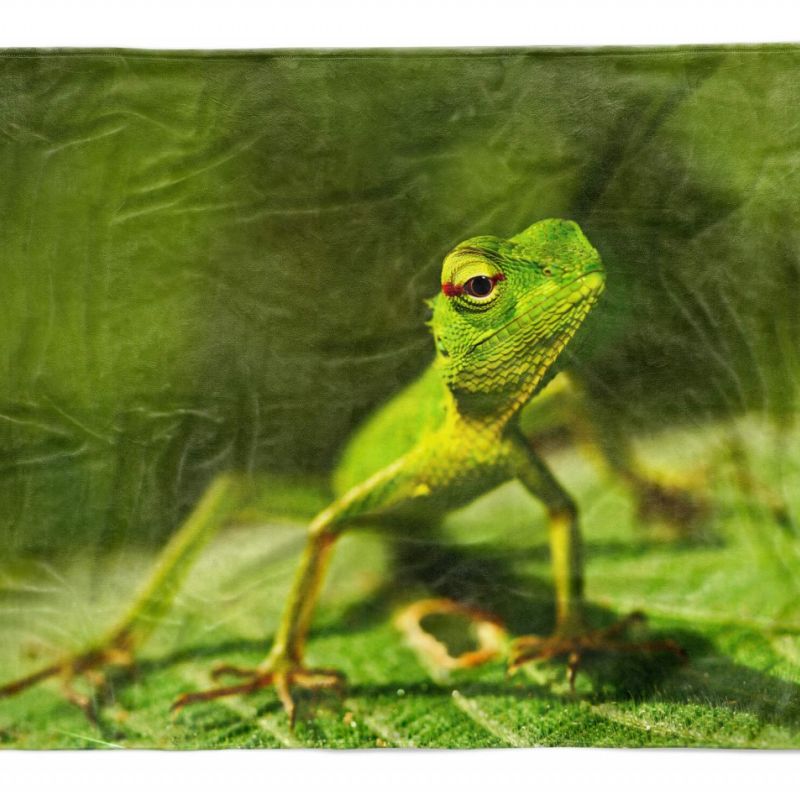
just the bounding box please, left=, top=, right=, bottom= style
left=442, top=273, right=505, bottom=298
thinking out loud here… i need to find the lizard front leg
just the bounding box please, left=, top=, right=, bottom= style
left=172, top=522, right=345, bottom=724
left=506, top=430, right=685, bottom=688
left=508, top=429, right=585, bottom=636
left=172, top=458, right=418, bottom=724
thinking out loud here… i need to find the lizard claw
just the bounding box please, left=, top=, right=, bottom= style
left=172, top=661, right=346, bottom=725
left=508, top=612, right=686, bottom=690
left=0, top=634, right=136, bottom=724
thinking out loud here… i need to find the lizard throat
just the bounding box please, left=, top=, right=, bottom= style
left=447, top=290, right=600, bottom=426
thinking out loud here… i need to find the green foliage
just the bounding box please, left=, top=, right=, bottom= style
left=1, top=418, right=798, bottom=748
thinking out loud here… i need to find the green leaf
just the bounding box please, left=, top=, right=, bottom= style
left=2, top=418, right=799, bottom=748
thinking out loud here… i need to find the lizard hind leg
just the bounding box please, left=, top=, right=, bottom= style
left=525, top=373, right=709, bottom=538
left=0, top=474, right=248, bottom=722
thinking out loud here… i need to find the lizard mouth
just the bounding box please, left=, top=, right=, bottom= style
left=466, top=269, right=605, bottom=355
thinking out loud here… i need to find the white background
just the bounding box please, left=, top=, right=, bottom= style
left=2, top=0, right=800, bottom=48
left=2, top=1, right=800, bottom=797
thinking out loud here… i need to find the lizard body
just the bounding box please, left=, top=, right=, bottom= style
left=3, top=218, right=680, bottom=724
left=182, top=218, right=613, bottom=717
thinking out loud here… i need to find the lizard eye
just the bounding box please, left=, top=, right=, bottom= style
left=463, top=275, right=495, bottom=298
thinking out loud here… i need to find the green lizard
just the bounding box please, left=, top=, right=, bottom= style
left=0, top=218, right=681, bottom=723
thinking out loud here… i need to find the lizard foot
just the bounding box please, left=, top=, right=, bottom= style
left=0, top=633, right=135, bottom=724
left=508, top=612, right=686, bottom=691
left=171, top=659, right=346, bottom=725
left=634, top=479, right=709, bottom=536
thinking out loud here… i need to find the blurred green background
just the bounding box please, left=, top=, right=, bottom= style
left=1, top=47, right=799, bottom=749
left=2, top=46, right=798, bottom=555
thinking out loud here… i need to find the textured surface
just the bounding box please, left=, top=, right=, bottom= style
left=0, top=46, right=799, bottom=748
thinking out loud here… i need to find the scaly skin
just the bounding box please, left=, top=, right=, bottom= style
left=0, top=219, right=682, bottom=724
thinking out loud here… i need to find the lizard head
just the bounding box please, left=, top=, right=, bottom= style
left=430, top=219, right=605, bottom=416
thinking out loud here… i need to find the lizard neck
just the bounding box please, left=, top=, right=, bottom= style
left=441, top=374, right=533, bottom=439
left=440, top=337, right=570, bottom=436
